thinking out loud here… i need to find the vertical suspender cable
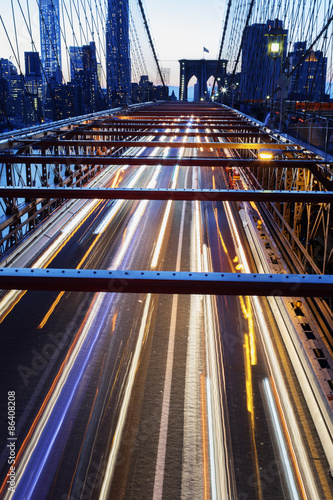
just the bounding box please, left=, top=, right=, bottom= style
left=136, top=0, right=168, bottom=101
left=211, top=0, right=232, bottom=100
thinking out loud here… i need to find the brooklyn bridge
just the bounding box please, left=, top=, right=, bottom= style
left=0, top=1, right=332, bottom=500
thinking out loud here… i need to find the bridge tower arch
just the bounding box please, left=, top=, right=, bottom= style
left=179, top=59, right=227, bottom=101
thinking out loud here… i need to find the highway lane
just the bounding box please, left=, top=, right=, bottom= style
left=0, top=112, right=332, bottom=500
left=200, top=152, right=333, bottom=499
left=0, top=130, right=206, bottom=499
left=0, top=152, right=178, bottom=498
left=108, top=136, right=333, bottom=499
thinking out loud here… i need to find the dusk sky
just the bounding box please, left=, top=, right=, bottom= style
left=144, top=0, right=225, bottom=86
left=0, top=0, right=330, bottom=92
left=0, top=0, right=226, bottom=88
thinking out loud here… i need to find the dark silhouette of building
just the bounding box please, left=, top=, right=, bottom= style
left=0, top=59, right=40, bottom=128
left=241, top=20, right=287, bottom=103
left=287, top=42, right=328, bottom=101
left=179, top=59, right=227, bottom=101
left=0, top=59, right=17, bottom=125
left=69, top=46, right=84, bottom=81
left=131, top=75, right=169, bottom=103
left=40, top=0, right=62, bottom=101
left=69, top=42, right=105, bottom=115
left=106, top=0, right=131, bottom=106
left=25, top=52, right=42, bottom=78
left=169, top=90, right=178, bottom=102
left=24, top=52, right=43, bottom=123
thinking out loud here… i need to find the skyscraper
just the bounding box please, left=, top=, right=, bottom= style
left=241, top=20, right=287, bottom=102
left=69, top=46, right=84, bottom=81
left=25, top=52, right=42, bottom=78
left=39, top=0, right=62, bottom=98
left=288, top=42, right=327, bottom=101
left=106, top=0, right=131, bottom=106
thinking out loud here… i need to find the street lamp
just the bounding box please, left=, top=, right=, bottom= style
left=265, top=19, right=286, bottom=111
left=258, top=148, right=284, bottom=160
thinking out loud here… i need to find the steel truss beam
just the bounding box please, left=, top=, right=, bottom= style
left=100, top=117, right=246, bottom=122
left=82, top=123, right=262, bottom=131
left=0, top=187, right=332, bottom=204
left=245, top=160, right=333, bottom=273
left=10, top=140, right=297, bottom=151
left=0, top=155, right=326, bottom=169
left=0, top=268, right=332, bottom=296
left=55, top=131, right=269, bottom=139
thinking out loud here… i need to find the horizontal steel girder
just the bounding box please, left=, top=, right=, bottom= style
left=0, top=187, right=332, bottom=203
left=13, top=140, right=295, bottom=150
left=0, top=155, right=325, bottom=168
left=58, top=131, right=268, bottom=139
left=101, top=117, right=246, bottom=123
left=0, top=268, right=332, bottom=296
left=85, top=123, right=261, bottom=131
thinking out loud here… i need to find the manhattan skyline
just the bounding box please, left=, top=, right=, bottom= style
left=0, top=0, right=331, bottom=91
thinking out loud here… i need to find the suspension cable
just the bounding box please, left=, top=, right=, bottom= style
left=211, top=0, right=232, bottom=100
left=136, top=0, right=168, bottom=100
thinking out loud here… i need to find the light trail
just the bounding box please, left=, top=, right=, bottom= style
left=181, top=186, right=206, bottom=497
left=2, top=292, right=106, bottom=499
left=150, top=164, right=180, bottom=270
left=4, top=156, right=166, bottom=498
left=200, top=373, right=210, bottom=500
left=263, top=378, right=301, bottom=500
left=206, top=379, right=217, bottom=500
left=94, top=164, right=147, bottom=234
left=153, top=154, right=187, bottom=498
left=111, top=165, right=162, bottom=269
left=202, top=241, right=232, bottom=500
left=222, top=196, right=317, bottom=499
left=38, top=165, right=151, bottom=329
left=99, top=293, right=153, bottom=500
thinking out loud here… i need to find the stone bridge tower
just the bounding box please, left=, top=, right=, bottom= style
left=179, top=59, right=227, bottom=101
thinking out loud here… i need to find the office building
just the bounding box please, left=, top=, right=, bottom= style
left=106, top=0, right=131, bottom=106
left=288, top=42, right=328, bottom=101
left=241, top=20, right=287, bottom=102
left=25, top=52, right=42, bottom=78
left=39, top=0, right=62, bottom=99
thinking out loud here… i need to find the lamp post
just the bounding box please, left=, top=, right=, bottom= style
left=265, top=19, right=286, bottom=113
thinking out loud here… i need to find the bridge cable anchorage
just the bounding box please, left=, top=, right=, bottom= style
left=136, top=0, right=168, bottom=101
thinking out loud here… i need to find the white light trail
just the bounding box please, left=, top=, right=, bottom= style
left=206, top=378, right=217, bottom=500
left=111, top=166, right=161, bottom=269
left=150, top=164, right=180, bottom=269
left=99, top=293, right=153, bottom=500
left=93, top=165, right=147, bottom=235
left=263, top=378, right=300, bottom=499
left=223, top=197, right=320, bottom=499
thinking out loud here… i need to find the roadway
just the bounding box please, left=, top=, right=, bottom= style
left=0, top=109, right=332, bottom=500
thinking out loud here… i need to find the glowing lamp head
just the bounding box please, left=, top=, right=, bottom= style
left=259, top=148, right=284, bottom=160
left=259, top=150, right=274, bottom=160
left=270, top=42, right=280, bottom=53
